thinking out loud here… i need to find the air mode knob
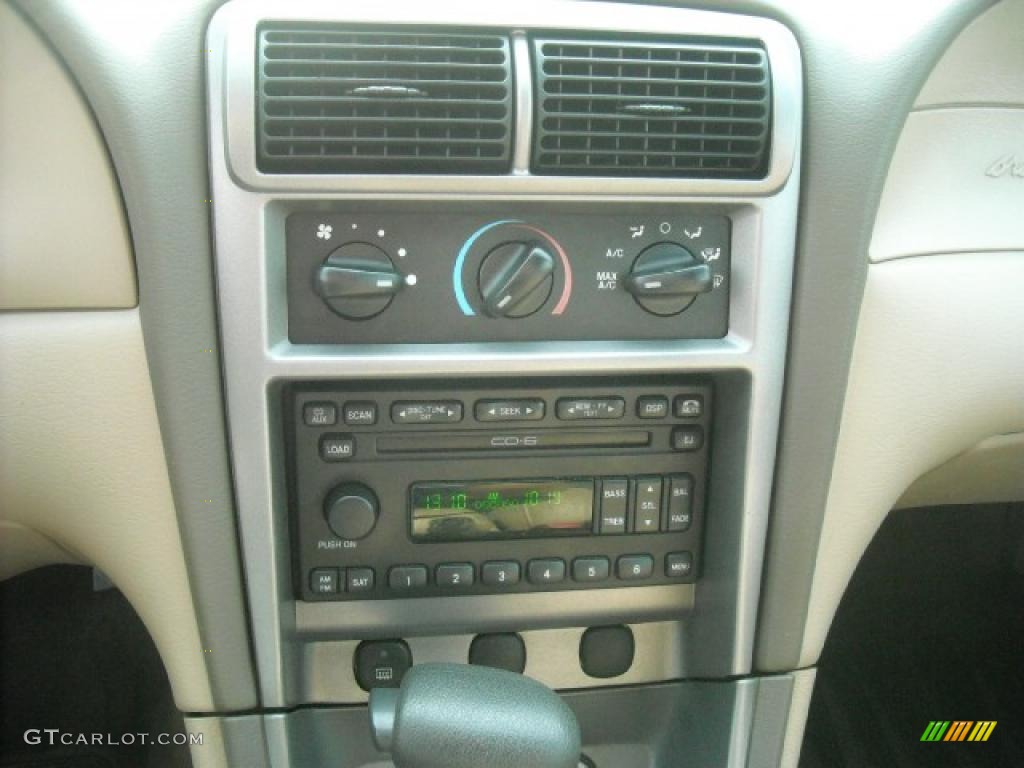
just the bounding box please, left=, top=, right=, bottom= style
left=316, top=242, right=403, bottom=320
left=625, top=242, right=713, bottom=316
left=324, top=483, right=379, bottom=541
left=478, top=241, right=556, bottom=318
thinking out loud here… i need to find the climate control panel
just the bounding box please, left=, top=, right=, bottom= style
left=285, top=207, right=731, bottom=344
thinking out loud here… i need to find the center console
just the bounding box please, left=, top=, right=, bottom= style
left=206, top=0, right=801, bottom=764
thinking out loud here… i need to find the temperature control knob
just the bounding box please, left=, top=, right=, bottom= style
left=324, top=483, right=379, bottom=541
left=316, top=242, right=403, bottom=320
left=478, top=241, right=555, bottom=318
left=625, top=242, right=712, bottom=316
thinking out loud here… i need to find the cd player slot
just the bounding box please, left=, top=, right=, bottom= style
left=376, top=429, right=651, bottom=453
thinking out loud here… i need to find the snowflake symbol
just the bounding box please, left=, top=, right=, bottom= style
left=316, top=223, right=333, bottom=240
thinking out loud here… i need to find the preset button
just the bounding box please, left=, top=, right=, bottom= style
left=481, top=561, right=521, bottom=587
left=617, top=554, right=655, bottom=581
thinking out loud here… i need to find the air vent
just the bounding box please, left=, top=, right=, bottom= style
left=532, top=38, right=771, bottom=178
left=257, top=27, right=513, bottom=174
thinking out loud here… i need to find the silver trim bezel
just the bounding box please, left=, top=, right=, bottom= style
left=217, top=0, right=800, bottom=195
left=206, top=0, right=803, bottom=721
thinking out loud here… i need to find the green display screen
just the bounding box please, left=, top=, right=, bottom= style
left=410, top=479, right=594, bottom=542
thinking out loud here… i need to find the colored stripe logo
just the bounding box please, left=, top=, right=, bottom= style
left=921, top=721, right=996, bottom=742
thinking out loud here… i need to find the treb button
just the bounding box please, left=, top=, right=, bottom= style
left=599, top=478, right=628, bottom=534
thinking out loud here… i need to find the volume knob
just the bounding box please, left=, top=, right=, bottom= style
left=324, top=483, right=379, bottom=541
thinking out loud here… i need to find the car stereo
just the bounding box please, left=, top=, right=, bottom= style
left=287, top=378, right=711, bottom=602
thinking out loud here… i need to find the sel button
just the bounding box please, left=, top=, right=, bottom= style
left=634, top=477, right=662, bottom=533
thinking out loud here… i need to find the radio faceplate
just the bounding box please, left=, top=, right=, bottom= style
left=287, top=379, right=711, bottom=602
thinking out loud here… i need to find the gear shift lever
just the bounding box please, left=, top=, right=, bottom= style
left=369, top=663, right=581, bottom=768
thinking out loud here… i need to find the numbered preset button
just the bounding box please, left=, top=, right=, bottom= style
left=616, top=554, right=655, bottom=581
left=527, top=558, right=566, bottom=585
left=436, top=563, right=474, bottom=588
left=481, top=561, right=521, bottom=587
left=572, top=557, right=610, bottom=583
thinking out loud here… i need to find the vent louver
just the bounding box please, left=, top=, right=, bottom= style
left=257, top=27, right=513, bottom=174
left=532, top=38, right=771, bottom=178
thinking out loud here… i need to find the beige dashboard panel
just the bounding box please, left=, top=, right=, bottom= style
left=895, top=432, right=1024, bottom=509
left=915, top=0, right=1024, bottom=108
left=0, top=2, right=136, bottom=310
left=0, top=309, right=213, bottom=711
left=870, top=108, right=1024, bottom=262
left=799, top=252, right=1024, bottom=667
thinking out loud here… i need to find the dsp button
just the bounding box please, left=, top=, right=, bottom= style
left=556, top=397, right=625, bottom=420
left=392, top=401, right=463, bottom=425
left=475, top=399, right=544, bottom=422
left=636, top=396, right=669, bottom=419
